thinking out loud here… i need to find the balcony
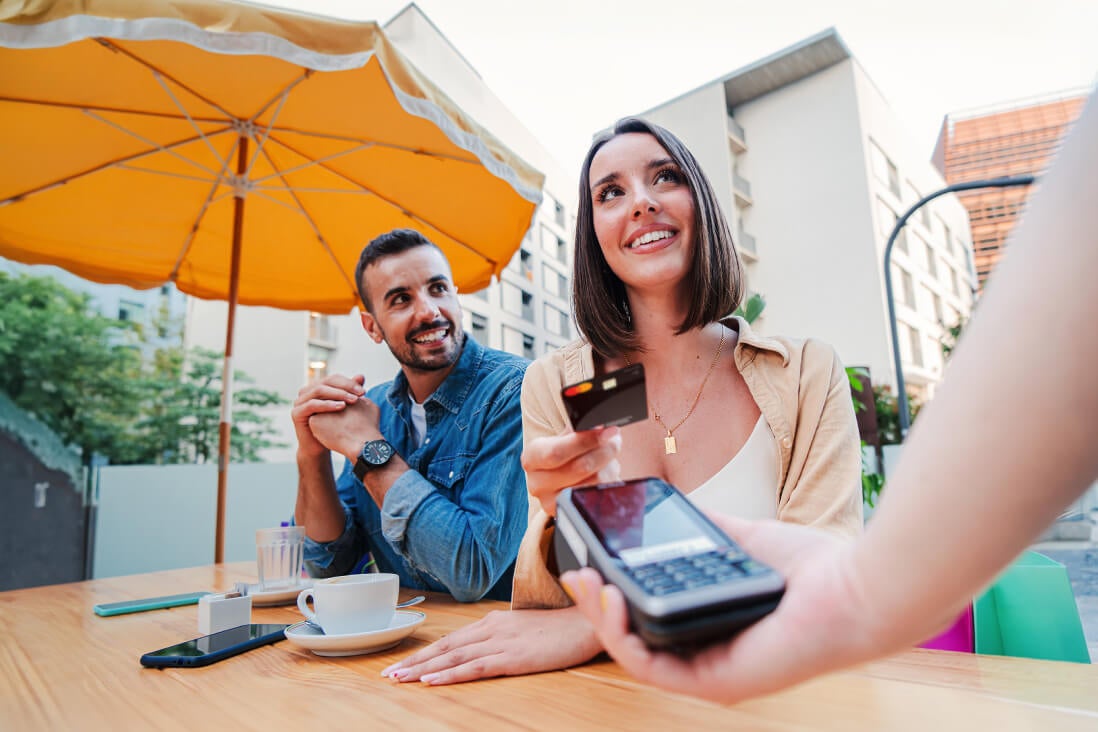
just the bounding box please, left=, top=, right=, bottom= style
left=732, top=170, right=753, bottom=208
left=737, top=225, right=757, bottom=259
left=726, top=114, right=747, bottom=153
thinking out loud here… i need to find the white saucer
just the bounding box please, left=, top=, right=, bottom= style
left=243, top=581, right=313, bottom=607
left=284, top=611, right=426, bottom=657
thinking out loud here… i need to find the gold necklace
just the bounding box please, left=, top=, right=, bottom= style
left=625, top=327, right=726, bottom=455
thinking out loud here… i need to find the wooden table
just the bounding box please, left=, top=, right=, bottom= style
left=2, top=563, right=1096, bottom=730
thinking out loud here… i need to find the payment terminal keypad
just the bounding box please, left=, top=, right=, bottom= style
left=622, top=549, right=768, bottom=597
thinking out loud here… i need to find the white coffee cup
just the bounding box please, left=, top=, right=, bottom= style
left=296, top=573, right=398, bottom=635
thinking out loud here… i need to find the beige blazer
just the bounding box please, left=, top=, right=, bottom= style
left=513, top=316, right=864, bottom=609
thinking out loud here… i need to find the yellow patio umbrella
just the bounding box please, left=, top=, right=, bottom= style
left=0, top=0, right=544, bottom=562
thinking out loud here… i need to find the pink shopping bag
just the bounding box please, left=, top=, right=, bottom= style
left=918, top=604, right=974, bottom=652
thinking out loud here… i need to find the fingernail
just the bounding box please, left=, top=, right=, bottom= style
left=561, top=577, right=576, bottom=601
left=420, top=673, right=441, bottom=685
left=600, top=586, right=611, bottom=612
left=380, top=663, right=400, bottom=677
left=599, top=427, right=620, bottom=443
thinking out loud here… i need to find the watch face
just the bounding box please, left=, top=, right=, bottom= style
left=364, top=440, right=393, bottom=465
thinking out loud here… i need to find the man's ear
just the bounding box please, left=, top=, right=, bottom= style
left=360, top=309, right=385, bottom=344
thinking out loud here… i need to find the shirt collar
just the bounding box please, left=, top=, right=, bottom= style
left=725, top=315, right=790, bottom=366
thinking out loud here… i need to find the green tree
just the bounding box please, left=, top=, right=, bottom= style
left=0, top=272, right=286, bottom=465
left=0, top=272, right=143, bottom=465
left=131, top=346, right=287, bottom=464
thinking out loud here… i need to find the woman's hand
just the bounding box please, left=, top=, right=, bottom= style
left=521, top=427, right=622, bottom=516
left=381, top=607, right=604, bottom=685
left=562, top=515, right=887, bottom=705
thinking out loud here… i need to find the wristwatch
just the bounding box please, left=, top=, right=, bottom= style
left=353, top=439, right=394, bottom=480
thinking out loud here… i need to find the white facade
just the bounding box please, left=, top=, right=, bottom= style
left=185, top=5, right=576, bottom=461
left=639, top=29, right=974, bottom=400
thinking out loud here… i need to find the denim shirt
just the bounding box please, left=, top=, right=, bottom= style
left=302, top=335, right=529, bottom=602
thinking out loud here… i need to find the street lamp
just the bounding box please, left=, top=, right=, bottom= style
left=883, top=175, right=1035, bottom=439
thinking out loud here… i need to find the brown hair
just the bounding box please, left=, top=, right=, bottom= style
left=572, top=118, right=743, bottom=357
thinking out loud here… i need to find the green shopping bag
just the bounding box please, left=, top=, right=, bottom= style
left=973, top=551, right=1091, bottom=663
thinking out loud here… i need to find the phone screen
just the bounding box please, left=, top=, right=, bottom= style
left=142, top=624, right=287, bottom=661
left=571, top=479, right=719, bottom=567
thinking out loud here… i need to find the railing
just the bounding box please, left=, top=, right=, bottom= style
left=733, top=170, right=753, bottom=205
left=727, top=114, right=747, bottom=152
left=737, top=226, right=757, bottom=255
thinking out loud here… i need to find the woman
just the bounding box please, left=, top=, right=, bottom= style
left=381, top=118, right=862, bottom=685
left=564, top=93, right=1098, bottom=704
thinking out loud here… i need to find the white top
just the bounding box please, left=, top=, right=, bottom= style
left=409, top=396, right=427, bottom=448
left=685, top=416, right=779, bottom=520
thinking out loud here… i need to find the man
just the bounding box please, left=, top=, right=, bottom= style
left=292, top=229, right=528, bottom=602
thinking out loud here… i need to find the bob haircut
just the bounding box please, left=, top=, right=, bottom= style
left=572, top=117, right=743, bottom=358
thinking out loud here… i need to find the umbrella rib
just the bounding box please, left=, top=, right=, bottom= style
left=250, top=142, right=376, bottom=185
left=266, top=136, right=497, bottom=268
left=97, top=38, right=236, bottom=120
left=115, top=164, right=219, bottom=185
left=259, top=125, right=481, bottom=165
left=170, top=136, right=243, bottom=282
left=255, top=146, right=359, bottom=297
left=244, top=75, right=301, bottom=179
left=0, top=127, right=233, bottom=206
left=0, top=96, right=224, bottom=124
left=152, top=72, right=228, bottom=172
left=84, top=109, right=220, bottom=177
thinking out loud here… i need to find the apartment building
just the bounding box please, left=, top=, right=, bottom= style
left=637, top=29, right=974, bottom=400
left=932, top=90, right=1088, bottom=290
left=183, top=4, right=576, bottom=461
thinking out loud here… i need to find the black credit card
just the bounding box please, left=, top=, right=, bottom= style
left=561, top=363, right=648, bottom=431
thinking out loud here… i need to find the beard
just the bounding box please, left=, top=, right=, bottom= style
left=383, top=319, right=464, bottom=373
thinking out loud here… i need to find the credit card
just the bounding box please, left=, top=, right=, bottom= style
left=561, top=363, right=648, bottom=431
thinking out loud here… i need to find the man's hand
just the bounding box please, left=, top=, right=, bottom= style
left=309, top=396, right=384, bottom=461
left=291, top=374, right=366, bottom=459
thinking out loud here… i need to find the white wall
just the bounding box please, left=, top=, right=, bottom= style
left=734, top=61, right=893, bottom=381
left=92, top=462, right=301, bottom=578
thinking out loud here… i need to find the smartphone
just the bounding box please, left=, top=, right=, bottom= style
left=140, top=623, right=289, bottom=668
left=561, top=363, right=647, bottom=432
left=555, top=477, right=784, bottom=651
left=94, top=591, right=212, bottom=617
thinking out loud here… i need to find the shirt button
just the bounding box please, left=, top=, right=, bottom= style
left=425, top=438, right=430, bottom=444
left=448, top=471, right=454, bottom=479
left=782, top=437, right=791, bottom=448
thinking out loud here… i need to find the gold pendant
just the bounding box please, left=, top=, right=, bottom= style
left=664, top=435, right=677, bottom=455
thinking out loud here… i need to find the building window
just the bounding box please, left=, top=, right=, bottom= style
left=544, top=304, right=569, bottom=337
left=308, top=312, right=333, bottom=343
left=948, top=266, right=960, bottom=296
left=907, top=324, right=924, bottom=367
left=893, top=265, right=915, bottom=308
left=118, top=300, right=145, bottom=323
left=470, top=286, right=492, bottom=304
left=941, top=220, right=954, bottom=255
left=931, top=290, right=944, bottom=324
left=470, top=312, right=489, bottom=345
left=542, top=263, right=568, bottom=298
left=870, top=140, right=901, bottom=198
left=876, top=197, right=906, bottom=253
left=546, top=194, right=566, bottom=228
left=920, top=237, right=937, bottom=278
left=501, top=281, right=533, bottom=321
left=500, top=326, right=537, bottom=360
left=307, top=344, right=332, bottom=381
left=508, top=247, right=534, bottom=282
left=541, top=225, right=567, bottom=264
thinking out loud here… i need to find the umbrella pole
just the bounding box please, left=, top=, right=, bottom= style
left=215, top=137, right=249, bottom=564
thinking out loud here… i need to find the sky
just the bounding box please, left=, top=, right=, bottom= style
left=206, top=1, right=1098, bottom=178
